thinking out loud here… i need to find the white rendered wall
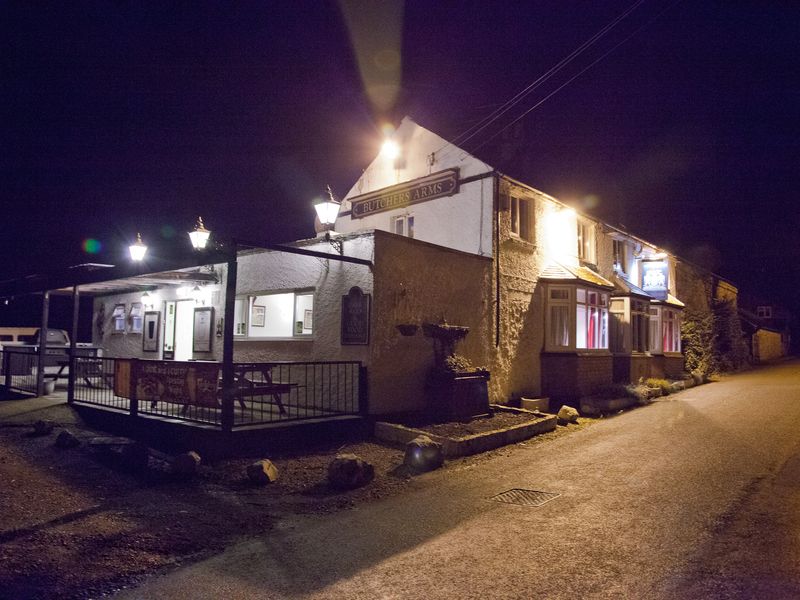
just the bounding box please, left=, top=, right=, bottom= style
left=336, top=117, right=495, bottom=257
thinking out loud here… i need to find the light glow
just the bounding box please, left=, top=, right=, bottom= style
left=543, top=207, right=577, bottom=263
left=188, top=216, right=211, bottom=250
left=380, top=139, right=400, bottom=161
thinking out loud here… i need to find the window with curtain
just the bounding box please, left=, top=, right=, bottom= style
left=631, top=299, right=649, bottom=352
left=546, top=284, right=609, bottom=351
left=548, top=287, right=570, bottom=348
left=577, top=288, right=608, bottom=349
left=662, top=308, right=681, bottom=352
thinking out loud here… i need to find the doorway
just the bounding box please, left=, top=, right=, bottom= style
left=174, top=300, right=195, bottom=361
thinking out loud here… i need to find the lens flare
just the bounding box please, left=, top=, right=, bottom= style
left=160, top=225, right=176, bottom=239
left=82, top=238, right=102, bottom=254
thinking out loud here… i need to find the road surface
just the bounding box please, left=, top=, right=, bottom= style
left=118, top=360, right=800, bottom=599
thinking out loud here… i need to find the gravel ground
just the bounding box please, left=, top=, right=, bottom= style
left=0, top=401, right=593, bottom=599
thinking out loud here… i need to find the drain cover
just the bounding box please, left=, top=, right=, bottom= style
left=490, top=488, right=560, bottom=507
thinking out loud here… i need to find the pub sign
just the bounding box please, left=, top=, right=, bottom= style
left=349, top=169, right=459, bottom=219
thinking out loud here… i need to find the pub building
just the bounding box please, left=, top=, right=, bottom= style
left=0, top=116, right=740, bottom=444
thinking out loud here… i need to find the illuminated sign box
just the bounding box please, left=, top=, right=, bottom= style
left=641, top=259, right=669, bottom=300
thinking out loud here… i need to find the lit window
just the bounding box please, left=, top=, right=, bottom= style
left=662, top=308, right=681, bottom=353
left=648, top=306, right=662, bottom=353
left=545, top=284, right=608, bottom=351
left=233, top=298, right=246, bottom=336
left=391, top=215, right=415, bottom=238
left=577, top=288, right=608, bottom=349
left=112, top=304, right=126, bottom=333
left=577, top=220, right=596, bottom=263
left=756, top=306, right=772, bottom=318
left=239, top=291, right=314, bottom=339
left=547, top=287, right=570, bottom=348
left=129, top=302, right=144, bottom=334
left=510, top=197, right=532, bottom=241
left=610, top=298, right=625, bottom=352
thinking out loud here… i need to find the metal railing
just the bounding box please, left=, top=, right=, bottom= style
left=71, top=357, right=364, bottom=429
left=1, top=348, right=39, bottom=394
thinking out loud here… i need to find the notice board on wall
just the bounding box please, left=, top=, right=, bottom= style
left=341, top=286, right=370, bottom=345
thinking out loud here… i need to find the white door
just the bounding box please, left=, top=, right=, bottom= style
left=174, top=300, right=194, bottom=361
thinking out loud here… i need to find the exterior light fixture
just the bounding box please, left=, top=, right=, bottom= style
left=314, top=185, right=344, bottom=254
left=189, top=216, right=211, bottom=250
left=129, top=233, right=147, bottom=262
left=314, top=185, right=341, bottom=228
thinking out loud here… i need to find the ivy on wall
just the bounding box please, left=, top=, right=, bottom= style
left=682, top=299, right=749, bottom=375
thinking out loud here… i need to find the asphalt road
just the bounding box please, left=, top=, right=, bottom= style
left=118, top=359, right=800, bottom=599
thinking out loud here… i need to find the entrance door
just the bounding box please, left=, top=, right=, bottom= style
left=174, top=300, right=195, bottom=361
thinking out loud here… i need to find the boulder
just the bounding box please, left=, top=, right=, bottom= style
left=328, top=453, right=374, bottom=490
left=557, top=405, right=580, bottom=425
left=55, top=430, right=81, bottom=449
left=172, top=451, right=202, bottom=477
left=691, top=371, right=704, bottom=386
left=31, top=420, right=54, bottom=437
left=403, top=435, right=444, bottom=472
left=120, top=442, right=150, bottom=472
left=247, top=459, right=279, bottom=485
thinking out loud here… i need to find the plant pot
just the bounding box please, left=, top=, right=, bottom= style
left=396, top=324, right=419, bottom=337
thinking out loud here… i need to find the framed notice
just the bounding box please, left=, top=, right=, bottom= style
left=251, top=304, right=266, bottom=327
left=303, top=309, right=313, bottom=329
left=193, top=307, right=214, bottom=353
left=341, top=286, right=370, bottom=345
left=143, top=311, right=160, bottom=352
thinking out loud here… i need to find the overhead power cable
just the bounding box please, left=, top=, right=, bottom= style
left=465, top=0, right=682, bottom=157
left=435, top=0, right=646, bottom=160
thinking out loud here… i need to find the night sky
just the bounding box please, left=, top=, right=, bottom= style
left=2, top=1, right=799, bottom=320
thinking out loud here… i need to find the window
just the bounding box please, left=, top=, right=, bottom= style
left=756, top=306, right=772, bottom=318
left=111, top=304, right=126, bottom=333
left=233, top=298, right=246, bottom=336
left=238, top=291, right=314, bottom=339
left=129, top=303, right=144, bottom=334
left=391, top=214, right=415, bottom=238
left=577, top=220, right=595, bottom=263
left=576, top=288, right=608, bottom=349
left=510, top=196, right=532, bottom=241
left=631, top=299, right=649, bottom=352
left=648, top=307, right=662, bottom=353
left=613, top=240, right=628, bottom=274
left=610, top=298, right=625, bottom=353
left=663, top=308, right=681, bottom=353
left=547, top=287, right=571, bottom=348
left=546, top=285, right=609, bottom=351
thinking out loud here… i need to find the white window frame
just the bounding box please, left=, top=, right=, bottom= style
left=390, top=214, right=415, bottom=238
left=662, top=307, right=682, bottom=353
left=129, top=302, right=144, bottom=334
left=545, top=284, right=609, bottom=352
left=510, top=196, right=532, bottom=241
left=648, top=306, right=662, bottom=354
left=234, top=289, right=315, bottom=340
left=111, top=304, right=126, bottom=334
left=577, top=219, right=596, bottom=263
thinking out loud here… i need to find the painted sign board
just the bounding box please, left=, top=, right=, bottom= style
left=133, top=360, right=220, bottom=407
left=348, top=169, right=459, bottom=219
left=641, top=259, right=669, bottom=300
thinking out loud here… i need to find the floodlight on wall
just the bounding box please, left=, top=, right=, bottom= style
left=188, top=216, right=211, bottom=250
left=314, top=185, right=343, bottom=254
left=129, top=233, right=147, bottom=261
left=141, top=290, right=159, bottom=310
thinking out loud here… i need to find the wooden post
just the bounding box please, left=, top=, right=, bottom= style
left=36, top=291, right=50, bottom=397
left=67, top=286, right=79, bottom=403
left=220, top=246, right=238, bottom=433
left=129, top=359, right=139, bottom=418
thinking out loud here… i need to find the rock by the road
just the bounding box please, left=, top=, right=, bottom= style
left=55, top=430, right=81, bottom=449
left=557, top=405, right=579, bottom=424
left=403, top=435, right=444, bottom=472
left=328, top=453, right=374, bottom=490
left=172, top=451, right=202, bottom=477
left=247, top=459, right=279, bottom=485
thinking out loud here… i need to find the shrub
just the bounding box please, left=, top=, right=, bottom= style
left=712, top=298, right=749, bottom=372
left=682, top=308, right=715, bottom=376
left=645, top=378, right=673, bottom=396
